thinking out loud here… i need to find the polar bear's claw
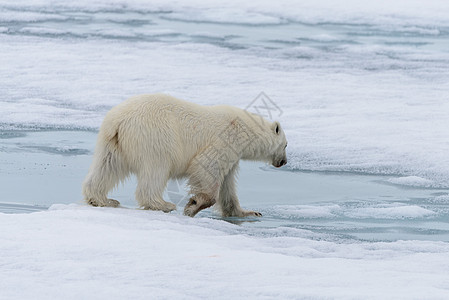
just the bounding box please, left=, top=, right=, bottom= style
left=243, top=210, right=262, bottom=217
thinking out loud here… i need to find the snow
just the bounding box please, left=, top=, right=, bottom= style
left=2, top=0, right=449, bottom=27
left=347, top=204, right=436, bottom=219
left=1, top=205, right=449, bottom=299
left=273, top=203, right=437, bottom=220
left=274, top=204, right=341, bottom=219
left=164, top=9, right=284, bottom=25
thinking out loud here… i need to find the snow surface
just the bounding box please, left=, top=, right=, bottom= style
left=274, top=204, right=341, bottom=219
left=273, top=203, right=437, bottom=220
left=1, top=205, right=449, bottom=299
left=347, top=204, right=436, bottom=219
left=388, top=176, right=435, bottom=188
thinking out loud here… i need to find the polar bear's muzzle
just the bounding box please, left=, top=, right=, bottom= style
left=273, top=157, right=287, bottom=168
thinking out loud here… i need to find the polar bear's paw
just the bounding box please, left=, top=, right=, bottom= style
left=106, top=199, right=121, bottom=207
left=143, top=201, right=176, bottom=213
left=87, top=198, right=121, bottom=208
left=184, top=193, right=216, bottom=217
left=161, top=202, right=177, bottom=213
left=241, top=210, right=262, bottom=217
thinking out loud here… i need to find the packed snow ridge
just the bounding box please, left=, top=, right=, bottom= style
left=1, top=205, right=449, bottom=299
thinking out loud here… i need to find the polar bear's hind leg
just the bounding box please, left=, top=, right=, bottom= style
left=82, top=134, right=128, bottom=207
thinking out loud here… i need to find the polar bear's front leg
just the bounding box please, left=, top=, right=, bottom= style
left=184, top=146, right=232, bottom=217
left=135, top=167, right=176, bottom=213
left=218, top=164, right=262, bottom=218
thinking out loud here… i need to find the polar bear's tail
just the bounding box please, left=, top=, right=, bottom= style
left=82, top=124, right=129, bottom=207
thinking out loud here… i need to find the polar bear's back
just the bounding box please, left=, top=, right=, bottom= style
left=104, top=93, right=250, bottom=137
left=99, top=94, right=239, bottom=176
left=106, top=93, right=205, bottom=121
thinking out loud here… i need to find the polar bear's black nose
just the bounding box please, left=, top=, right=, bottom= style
left=274, top=159, right=287, bottom=168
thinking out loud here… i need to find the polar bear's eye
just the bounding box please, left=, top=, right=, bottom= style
left=275, top=124, right=279, bottom=134
left=284, top=143, right=287, bottom=149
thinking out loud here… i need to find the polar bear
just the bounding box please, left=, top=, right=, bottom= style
left=82, top=94, right=287, bottom=217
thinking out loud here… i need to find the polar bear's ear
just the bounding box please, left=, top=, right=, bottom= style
left=272, top=121, right=280, bottom=135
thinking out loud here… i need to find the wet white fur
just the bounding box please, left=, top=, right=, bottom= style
left=82, top=94, right=287, bottom=216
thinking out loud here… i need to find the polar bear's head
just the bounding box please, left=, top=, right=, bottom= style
left=269, top=121, right=287, bottom=168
